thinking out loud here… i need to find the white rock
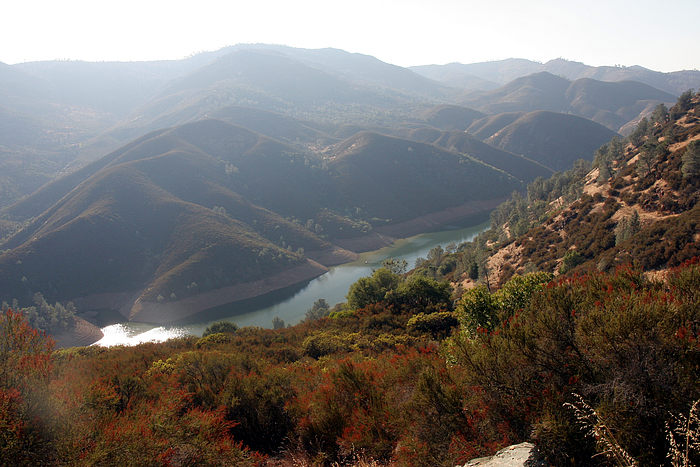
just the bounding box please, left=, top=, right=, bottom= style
left=463, top=442, right=544, bottom=467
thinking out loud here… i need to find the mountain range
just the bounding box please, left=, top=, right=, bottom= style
left=1, top=44, right=696, bottom=325
left=411, top=57, right=700, bottom=95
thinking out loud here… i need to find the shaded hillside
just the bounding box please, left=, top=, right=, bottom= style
left=565, top=78, right=675, bottom=130
left=0, top=119, right=520, bottom=322
left=460, top=72, right=675, bottom=132
left=485, top=111, right=618, bottom=171
left=209, top=106, right=336, bottom=146
left=465, top=111, right=526, bottom=140
left=429, top=131, right=553, bottom=182
left=462, top=72, right=571, bottom=114
left=327, top=132, right=521, bottom=222
left=357, top=125, right=552, bottom=184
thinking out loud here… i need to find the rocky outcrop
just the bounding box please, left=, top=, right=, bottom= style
left=464, top=443, right=546, bottom=467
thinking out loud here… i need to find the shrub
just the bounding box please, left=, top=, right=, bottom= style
left=202, top=321, right=238, bottom=337
left=407, top=312, right=459, bottom=338
left=195, top=332, right=233, bottom=349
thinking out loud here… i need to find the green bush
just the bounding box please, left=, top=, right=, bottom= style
left=195, top=332, right=233, bottom=349
left=202, top=321, right=238, bottom=337
left=407, top=312, right=459, bottom=338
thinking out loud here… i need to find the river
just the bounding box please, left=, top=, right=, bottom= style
left=95, top=220, right=489, bottom=346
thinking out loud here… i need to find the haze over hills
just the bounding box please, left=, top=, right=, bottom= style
left=0, top=45, right=692, bottom=211
left=1, top=45, right=696, bottom=328
left=459, top=71, right=676, bottom=132
left=412, top=57, right=700, bottom=95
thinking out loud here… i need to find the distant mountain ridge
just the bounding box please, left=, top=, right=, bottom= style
left=411, top=57, right=700, bottom=95
left=459, top=71, right=675, bottom=132
left=1, top=46, right=692, bottom=210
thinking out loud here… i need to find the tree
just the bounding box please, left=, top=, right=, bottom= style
left=636, top=141, right=661, bottom=177
left=381, top=258, right=408, bottom=275
left=272, top=317, right=285, bottom=329
left=394, top=275, right=452, bottom=309
left=681, top=141, right=700, bottom=178
left=615, top=210, right=641, bottom=245
left=202, top=321, right=238, bottom=337
left=346, top=268, right=400, bottom=310
left=650, top=103, right=669, bottom=124
left=305, top=298, right=331, bottom=321
left=629, top=117, right=649, bottom=146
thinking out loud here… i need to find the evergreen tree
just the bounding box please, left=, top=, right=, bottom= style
left=615, top=210, right=641, bottom=245
left=681, top=141, right=700, bottom=178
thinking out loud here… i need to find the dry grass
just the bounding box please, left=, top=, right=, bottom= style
left=666, top=399, right=700, bottom=467
left=564, top=393, right=638, bottom=466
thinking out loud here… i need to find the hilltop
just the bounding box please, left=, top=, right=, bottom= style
left=459, top=71, right=675, bottom=132
left=412, top=57, right=700, bottom=95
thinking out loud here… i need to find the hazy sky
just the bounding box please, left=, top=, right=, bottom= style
left=2, top=0, right=698, bottom=71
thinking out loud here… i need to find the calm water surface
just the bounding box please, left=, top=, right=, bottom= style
left=96, top=220, right=489, bottom=346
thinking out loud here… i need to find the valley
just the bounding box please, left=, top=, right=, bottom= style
left=0, top=42, right=698, bottom=466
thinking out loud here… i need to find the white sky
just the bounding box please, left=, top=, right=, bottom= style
left=1, top=0, right=698, bottom=71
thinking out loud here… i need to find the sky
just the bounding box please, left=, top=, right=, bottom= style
left=1, top=0, right=698, bottom=72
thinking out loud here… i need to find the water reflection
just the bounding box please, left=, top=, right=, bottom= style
left=97, top=220, right=489, bottom=346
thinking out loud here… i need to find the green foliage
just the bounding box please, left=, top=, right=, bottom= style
left=196, top=332, right=233, bottom=349
left=393, top=275, right=452, bottom=309
left=670, top=89, right=694, bottom=119
left=455, top=285, right=498, bottom=335
left=302, top=331, right=352, bottom=358
left=628, top=117, right=650, bottom=146
left=650, top=103, right=669, bottom=124
left=1, top=293, right=76, bottom=334
left=202, top=321, right=238, bottom=337
left=382, top=258, right=408, bottom=275
left=346, top=267, right=400, bottom=310
left=449, top=262, right=700, bottom=465
left=560, top=250, right=585, bottom=274
left=455, top=272, right=552, bottom=335
left=682, top=140, right=700, bottom=178
left=407, top=312, right=459, bottom=338
left=615, top=210, right=641, bottom=246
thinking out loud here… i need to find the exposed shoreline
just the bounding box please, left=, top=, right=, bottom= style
left=61, top=199, right=499, bottom=346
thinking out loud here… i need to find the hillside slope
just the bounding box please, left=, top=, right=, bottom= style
left=467, top=93, right=700, bottom=287
left=485, top=110, right=619, bottom=171
left=460, top=72, right=675, bottom=132
left=0, top=119, right=521, bottom=323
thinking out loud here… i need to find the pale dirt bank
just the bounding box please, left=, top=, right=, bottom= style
left=129, top=260, right=328, bottom=323
left=67, top=199, right=501, bottom=344
left=51, top=317, right=104, bottom=349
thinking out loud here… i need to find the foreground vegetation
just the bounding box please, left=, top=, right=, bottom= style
left=1, top=258, right=698, bottom=465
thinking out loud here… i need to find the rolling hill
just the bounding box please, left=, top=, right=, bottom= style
left=484, top=110, right=618, bottom=171
left=0, top=118, right=521, bottom=323
left=459, top=72, right=676, bottom=132
left=412, top=57, right=700, bottom=95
